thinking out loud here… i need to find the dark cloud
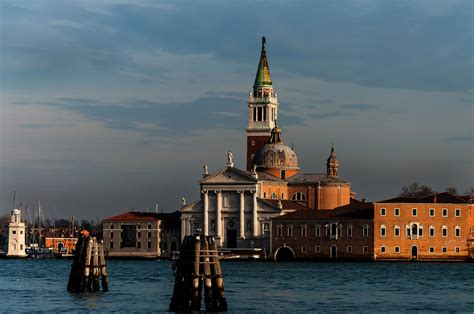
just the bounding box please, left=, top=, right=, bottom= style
left=15, top=96, right=304, bottom=138
left=441, top=136, right=474, bottom=143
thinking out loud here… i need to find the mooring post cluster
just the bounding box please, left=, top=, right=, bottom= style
left=169, top=235, right=228, bottom=312
left=67, top=236, right=108, bottom=292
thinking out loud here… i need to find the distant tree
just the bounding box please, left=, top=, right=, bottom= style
left=445, top=187, right=458, bottom=195
left=399, top=182, right=434, bottom=197
left=463, top=187, right=474, bottom=197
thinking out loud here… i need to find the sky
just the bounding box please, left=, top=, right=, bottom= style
left=0, top=0, right=473, bottom=220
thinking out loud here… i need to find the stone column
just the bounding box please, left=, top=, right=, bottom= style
left=252, top=191, right=258, bottom=237
left=180, top=217, right=186, bottom=242
left=239, top=191, right=245, bottom=239
left=216, top=191, right=222, bottom=245
left=203, top=191, right=209, bottom=235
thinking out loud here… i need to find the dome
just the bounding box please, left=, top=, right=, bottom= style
left=255, top=143, right=299, bottom=170
left=254, top=125, right=299, bottom=170
left=12, top=208, right=20, bottom=214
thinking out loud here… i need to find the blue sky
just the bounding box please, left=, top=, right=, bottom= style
left=1, top=0, right=472, bottom=219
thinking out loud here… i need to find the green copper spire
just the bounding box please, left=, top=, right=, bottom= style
left=253, top=36, right=272, bottom=88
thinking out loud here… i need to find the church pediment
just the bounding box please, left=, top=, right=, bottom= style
left=200, top=166, right=258, bottom=185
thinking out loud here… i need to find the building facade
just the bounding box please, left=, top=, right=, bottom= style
left=6, top=209, right=27, bottom=257
left=102, top=211, right=181, bottom=258
left=181, top=38, right=357, bottom=254
left=374, top=192, right=472, bottom=261
left=271, top=199, right=374, bottom=260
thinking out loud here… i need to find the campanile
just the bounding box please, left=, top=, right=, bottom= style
left=246, top=37, right=279, bottom=171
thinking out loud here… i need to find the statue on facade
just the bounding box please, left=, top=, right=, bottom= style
left=226, top=150, right=234, bottom=166
left=182, top=197, right=186, bottom=206
left=203, top=164, right=208, bottom=175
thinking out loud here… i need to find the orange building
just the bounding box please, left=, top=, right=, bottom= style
left=374, top=192, right=472, bottom=261
left=45, top=237, right=78, bottom=253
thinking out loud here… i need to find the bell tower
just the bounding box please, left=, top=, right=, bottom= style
left=326, top=144, right=339, bottom=177
left=246, top=37, right=279, bottom=171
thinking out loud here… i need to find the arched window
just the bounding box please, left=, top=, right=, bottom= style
left=291, top=192, right=306, bottom=201
left=315, top=225, right=321, bottom=237
left=429, top=226, right=435, bottom=237
left=455, top=226, right=461, bottom=237
left=271, top=192, right=277, bottom=199
left=394, top=225, right=400, bottom=237
left=442, top=225, right=448, bottom=237
left=287, top=225, right=293, bottom=237
left=380, top=225, right=386, bottom=237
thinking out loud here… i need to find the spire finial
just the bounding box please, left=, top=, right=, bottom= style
left=262, top=36, right=266, bottom=51
left=331, top=142, right=335, bottom=153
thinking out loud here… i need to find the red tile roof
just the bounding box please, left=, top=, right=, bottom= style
left=103, top=211, right=180, bottom=223
left=377, top=192, right=471, bottom=204
left=263, top=199, right=313, bottom=211
left=273, top=199, right=374, bottom=221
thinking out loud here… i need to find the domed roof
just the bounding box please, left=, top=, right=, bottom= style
left=12, top=208, right=20, bottom=214
left=255, top=125, right=299, bottom=170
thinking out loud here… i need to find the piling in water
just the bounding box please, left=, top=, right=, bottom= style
left=67, top=236, right=108, bottom=293
left=169, top=235, right=227, bottom=312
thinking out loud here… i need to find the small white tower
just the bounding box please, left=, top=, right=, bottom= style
left=6, top=209, right=27, bottom=257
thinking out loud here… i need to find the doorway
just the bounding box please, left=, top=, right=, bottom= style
left=411, top=246, right=418, bottom=259
left=330, top=244, right=337, bottom=259
left=226, top=229, right=237, bottom=248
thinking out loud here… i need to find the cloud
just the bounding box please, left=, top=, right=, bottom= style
left=340, top=104, right=378, bottom=111
left=308, top=111, right=351, bottom=119
left=441, top=136, right=474, bottom=143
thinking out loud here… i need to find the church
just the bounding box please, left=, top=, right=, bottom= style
left=180, top=38, right=356, bottom=255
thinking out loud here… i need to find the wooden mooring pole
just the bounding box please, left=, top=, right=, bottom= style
left=67, top=236, right=108, bottom=292
left=169, top=235, right=228, bottom=312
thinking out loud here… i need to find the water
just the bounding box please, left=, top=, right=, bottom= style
left=0, top=259, right=473, bottom=312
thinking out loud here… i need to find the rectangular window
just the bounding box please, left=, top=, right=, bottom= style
left=263, top=107, right=267, bottom=121
left=380, top=208, right=386, bottom=216
left=394, top=246, right=400, bottom=253
left=148, top=231, right=151, bottom=238
left=347, top=246, right=352, bottom=253
left=380, top=246, right=386, bottom=253
left=407, top=227, right=411, bottom=237
left=20, top=231, right=23, bottom=235
left=347, top=225, right=353, bottom=237
left=418, top=228, right=423, bottom=237
left=430, top=247, right=435, bottom=253
left=442, top=208, right=448, bottom=217
left=110, top=241, right=113, bottom=249
left=137, top=242, right=141, bottom=249
left=380, top=226, right=386, bottom=237
left=455, top=247, right=460, bottom=253
left=455, top=208, right=461, bottom=217
left=276, top=226, right=282, bottom=237
left=257, top=107, right=263, bottom=121
left=429, top=208, right=435, bottom=217
left=394, top=208, right=400, bottom=216
left=287, top=225, right=293, bottom=237
left=301, top=246, right=306, bottom=253
left=263, top=223, right=270, bottom=235
left=315, top=246, right=320, bottom=253
left=147, top=241, right=151, bottom=249
left=412, top=208, right=417, bottom=217
left=442, top=246, right=447, bottom=253
left=394, top=227, right=400, bottom=237
left=148, top=223, right=152, bottom=229
left=12, top=230, right=16, bottom=234
left=363, top=246, right=368, bottom=253
left=253, top=107, right=257, bottom=121
left=455, top=227, right=461, bottom=237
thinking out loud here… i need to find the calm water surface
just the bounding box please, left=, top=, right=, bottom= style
left=0, top=259, right=473, bottom=312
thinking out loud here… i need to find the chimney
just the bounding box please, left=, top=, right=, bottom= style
left=433, top=195, right=437, bottom=203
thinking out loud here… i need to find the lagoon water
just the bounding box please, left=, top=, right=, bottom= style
left=1, top=259, right=473, bottom=312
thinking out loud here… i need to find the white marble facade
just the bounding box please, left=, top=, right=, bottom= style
left=7, top=209, right=27, bottom=257
left=180, top=165, right=284, bottom=250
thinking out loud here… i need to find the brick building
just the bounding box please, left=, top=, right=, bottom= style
left=374, top=192, right=472, bottom=261
left=102, top=211, right=180, bottom=259
left=271, top=199, right=374, bottom=260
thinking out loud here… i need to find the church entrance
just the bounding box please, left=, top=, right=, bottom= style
left=226, top=220, right=237, bottom=248
left=226, top=229, right=237, bottom=248
left=411, top=246, right=418, bottom=260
